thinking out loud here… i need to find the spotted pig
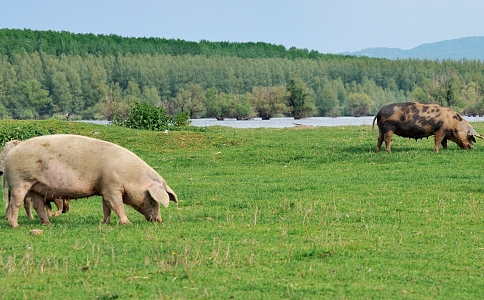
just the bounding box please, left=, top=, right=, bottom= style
left=372, top=102, right=482, bottom=153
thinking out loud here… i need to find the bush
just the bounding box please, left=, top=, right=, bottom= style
left=112, top=102, right=171, bottom=131
left=113, top=102, right=192, bottom=131
left=174, top=111, right=191, bottom=127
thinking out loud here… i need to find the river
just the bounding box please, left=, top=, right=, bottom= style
left=79, top=116, right=484, bottom=129
left=190, top=116, right=484, bottom=129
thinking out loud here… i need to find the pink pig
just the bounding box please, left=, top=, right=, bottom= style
left=4, top=134, right=177, bottom=227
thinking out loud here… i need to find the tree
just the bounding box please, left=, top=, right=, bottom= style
left=410, top=86, right=429, bottom=103
left=203, top=88, right=221, bottom=119
left=62, top=59, right=84, bottom=113
left=461, top=81, right=483, bottom=115
left=286, top=78, right=316, bottom=119
left=50, top=71, right=73, bottom=114
left=347, top=92, right=374, bottom=117
left=125, top=80, right=141, bottom=101
left=315, top=78, right=340, bottom=117
left=95, top=82, right=124, bottom=121
left=141, top=85, right=162, bottom=107
left=172, top=84, right=206, bottom=118
left=231, top=94, right=254, bottom=120
left=17, top=80, right=52, bottom=118
left=0, top=56, right=16, bottom=118
left=80, top=55, right=108, bottom=111
left=248, top=86, right=287, bottom=120
left=436, top=72, right=462, bottom=108
left=204, top=88, right=234, bottom=120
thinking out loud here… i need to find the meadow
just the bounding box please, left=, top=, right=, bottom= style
left=1, top=120, right=483, bottom=299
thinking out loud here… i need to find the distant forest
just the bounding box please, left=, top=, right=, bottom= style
left=1, top=28, right=484, bottom=120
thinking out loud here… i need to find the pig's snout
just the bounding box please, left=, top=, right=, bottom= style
left=145, top=209, right=162, bottom=222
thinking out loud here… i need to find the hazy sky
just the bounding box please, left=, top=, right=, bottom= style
left=3, top=0, right=484, bottom=54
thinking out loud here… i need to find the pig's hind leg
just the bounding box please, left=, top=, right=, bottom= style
left=50, top=198, right=64, bottom=217
left=31, top=193, right=51, bottom=224
left=23, top=194, right=34, bottom=219
left=8, top=186, right=31, bottom=227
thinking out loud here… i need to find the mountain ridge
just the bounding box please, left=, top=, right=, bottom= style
left=342, top=36, right=484, bottom=60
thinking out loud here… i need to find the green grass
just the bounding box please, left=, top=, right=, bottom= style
left=1, top=120, right=484, bottom=299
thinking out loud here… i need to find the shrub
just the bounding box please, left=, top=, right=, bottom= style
left=174, top=111, right=191, bottom=127
left=113, top=102, right=192, bottom=131
left=113, top=102, right=171, bottom=131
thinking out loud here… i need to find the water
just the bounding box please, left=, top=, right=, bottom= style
left=77, top=120, right=112, bottom=125
left=190, top=117, right=375, bottom=128
left=191, top=116, right=484, bottom=129
left=79, top=116, right=484, bottom=129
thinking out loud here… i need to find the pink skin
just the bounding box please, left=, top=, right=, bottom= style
left=4, top=134, right=177, bottom=227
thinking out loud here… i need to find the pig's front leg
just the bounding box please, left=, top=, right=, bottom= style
left=102, top=191, right=131, bottom=225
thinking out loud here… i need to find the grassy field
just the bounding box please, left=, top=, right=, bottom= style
left=1, top=120, right=484, bottom=299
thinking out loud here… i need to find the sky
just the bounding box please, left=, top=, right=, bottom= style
left=2, top=0, right=484, bottom=54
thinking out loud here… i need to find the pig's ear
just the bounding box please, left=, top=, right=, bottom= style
left=147, top=184, right=170, bottom=208
left=163, top=182, right=178, bottom=204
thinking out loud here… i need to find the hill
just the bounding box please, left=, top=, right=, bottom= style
left=344, top=36, right=484, bottom=60
left=0, top=28, right=328, bottom=60
left=2, top=29, right=484, bottom=122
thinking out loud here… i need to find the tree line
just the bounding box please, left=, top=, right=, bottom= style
left=0, top=29, right=327, bottom=60
left=1, top=29, right=484, bottom=121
